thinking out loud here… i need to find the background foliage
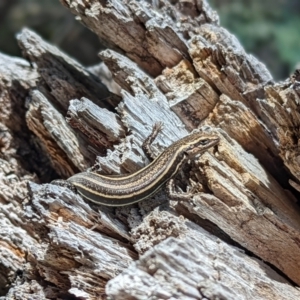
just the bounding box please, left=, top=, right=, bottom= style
left=210, top=0, right=300, bottom=79
left=0, top=0, right=299, bottom=80
left=0, top=0, right=103, bottom=66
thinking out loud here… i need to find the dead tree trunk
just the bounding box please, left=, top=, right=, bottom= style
left=1, top=1, right=300, bottom=299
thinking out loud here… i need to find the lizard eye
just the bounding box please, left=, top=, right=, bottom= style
left=199, top=139, right=209, bottom=145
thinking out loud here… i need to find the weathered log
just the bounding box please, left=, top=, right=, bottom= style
left=1, top=1, right=300, bottom=299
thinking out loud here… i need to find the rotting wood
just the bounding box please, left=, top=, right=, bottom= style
left=109, top=210, right=300, bottom=300
left=0, top=1, right=300, bottom=299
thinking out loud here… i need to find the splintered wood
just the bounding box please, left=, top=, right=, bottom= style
left=1, top=1, right=300, bottom=299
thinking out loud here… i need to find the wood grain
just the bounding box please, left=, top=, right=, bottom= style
left=1, top=1, right=300, bottom=299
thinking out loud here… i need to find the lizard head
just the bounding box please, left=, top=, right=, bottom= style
left=181, top=132, right=220, bottom=158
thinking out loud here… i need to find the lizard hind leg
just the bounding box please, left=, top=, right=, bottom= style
left=166, top=178, right=194, bottom=201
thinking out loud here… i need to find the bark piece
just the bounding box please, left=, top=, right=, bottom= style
left=208, top=94, right=285, bottom=183
left=189, top=26, right=273, bottom=107
left=257, top=81, right=300, bottom=186
left=67, top=97, right=126, bottom=151
left=60, top=0, right=219, bottom=77
left=0, top=52, right=55, bottom=181
left=60, top=0, right=166, bottom=76
left=22, top=182, right=137, bottom=299
left=17, top=28, right=115, bottom=111
left=0, top=54, right=51, bottom=294
left=15, top=28, right=127, bottom=177
left=174, top=128, right=300, bottom=285
left=155, top=59, right=219, bottom=130
left=26, top=89, right=93, bottom=177
left=107, top=212, right=300, bottom=300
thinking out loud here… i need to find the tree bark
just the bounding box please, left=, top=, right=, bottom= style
left=1, top=1, right=300, bottom=299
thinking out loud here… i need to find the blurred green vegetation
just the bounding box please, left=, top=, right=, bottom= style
left=210, top=0, right=300, bottom=79
left=0, top=0, right=299, bottom=79
left=0, top=0, right=103, bottom=66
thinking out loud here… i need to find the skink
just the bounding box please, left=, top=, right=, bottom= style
left=53, top=123, right=219, bottom=206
